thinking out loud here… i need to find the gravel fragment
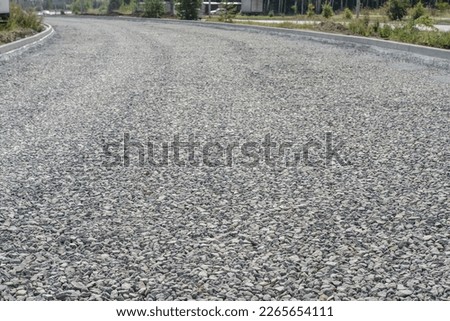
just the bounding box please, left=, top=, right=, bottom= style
left=397, top=290, right=414, bottom=297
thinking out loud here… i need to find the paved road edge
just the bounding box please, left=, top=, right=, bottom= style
left=0, top=24, right=54, bottom=56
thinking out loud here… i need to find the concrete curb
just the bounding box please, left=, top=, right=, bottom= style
left=0, top=23, right=54, bottom=56
left=55, top=15, right=450, bottom=61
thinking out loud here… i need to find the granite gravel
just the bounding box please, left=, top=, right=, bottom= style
left=0, top=17, right=449, bottom=301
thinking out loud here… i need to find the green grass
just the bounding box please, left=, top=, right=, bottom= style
left=234, top=19, right=450, bottom=49
left=0, top=4, right=43, bottom=45
left=3, top=5, right=43, bottom=32
left=225, top=6, right=450, bottom=23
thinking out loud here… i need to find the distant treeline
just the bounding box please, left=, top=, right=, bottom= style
left=266, top=0, right=450, bottom=14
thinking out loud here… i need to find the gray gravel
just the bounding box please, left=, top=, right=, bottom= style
left=0, top=17, right=449, bottom=301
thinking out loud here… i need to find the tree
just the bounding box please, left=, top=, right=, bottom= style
left=43, top=0, right=53, bottom=10
left=176, top=0, right=201, bottom=20
left=169, top=0, right=175, bottom=15
left=322, top=2, right=333, bottom=18
left=410, top=1, right=425, bottom=20
left=387, top=0, right=408, bottom=20
left=144, top=0, right=165, bottom=17
left=218, top=0, right=237, bottom=22
left=307, top=3, right=315, bottom=17
left=72, top=0, right=94, bottom=13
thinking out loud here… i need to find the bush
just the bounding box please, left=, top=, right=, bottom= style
left=120, top=0, right=138, bottom=14
left=144, top=0, right=165, bottom=17
left=410, top=1, right=425, bottom=20
left=348, top=17, right=371, bottom=36
left=72, top=0, right=93, bottom=13
left=6, top=5, right=43, bottom=32
left=322, top=3, right=333, bottom=19
left=344, top=7, right=353, bottom=19
left=268, top=10, right=274, bottom=17
left=379, top=24, right=393, bottom=38
left=307, top=3, right=315, bottom=17
left=108, top=0, right=122, bottom=13
left=176, top=0, right=201, bottom=20
left=372, top=19, right=380, bottom=33
left=363, top=14, right=370, bottom=26
left=218, top=2, right=237, bottom=23
left=414, top=15, right=435, bottom=28
left=387, top=0, right=409, bottom=21
left=436, top=0, right=449, bottom=11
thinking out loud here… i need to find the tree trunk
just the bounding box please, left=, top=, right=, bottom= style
left=170, top=0, right=175, bottom=15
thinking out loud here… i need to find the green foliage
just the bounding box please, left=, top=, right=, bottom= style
left=322, top=3, right=333, bottom=19
left=307, top=3, right=315, bottom=17
left=108, top=0, right=123, bottom=13
left=72, top=0, right=94, bottom=13
left=218, top=2, right=237, bottom=23
left=387, top=0, right=408, bottom=21
left=120, top=0, right=138, bottom=14
left=436, top=0, right=449, bottom=11
left=372, top=19, right=380, bottom=33
left=410, top=1, right=425, bottom=20
left=291, top=5, right=298, bottom=15
left=363, top=13, right=370, bottom=26
left=245, top=18, right=450, bottom=49
left=379, top=24, right=392, bottom=38
left=389, top=23, right=450, bottom=49
left=268, top=10, right=274, bottom=17
left=348, top=18, right=372, bottom=36
left=344, top=8, right=353, bottom=19
left=414, top=15, right=434, bottom=27
left=348, top=14, right=449, bottom=49
left=176, top=0, right=201, bottom=20
left=98, top=1, right=109, bottom=14
left=6, top=4, right=43, bottom=32
left=143, top=0, right=164, bottom=17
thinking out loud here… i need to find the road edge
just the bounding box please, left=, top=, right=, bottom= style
left=0, top=23, right=54, bottom=57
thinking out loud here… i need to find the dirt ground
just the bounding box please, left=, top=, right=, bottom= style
left=312, top=21, right=352, bottom=34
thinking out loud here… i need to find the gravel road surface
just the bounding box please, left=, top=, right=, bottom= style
left=0, top=17, right=449, bottom=301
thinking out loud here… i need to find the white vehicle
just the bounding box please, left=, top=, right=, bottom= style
left=0, top=0, right=9, bottom=21
left=210, top=8, right=226, bottom=15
